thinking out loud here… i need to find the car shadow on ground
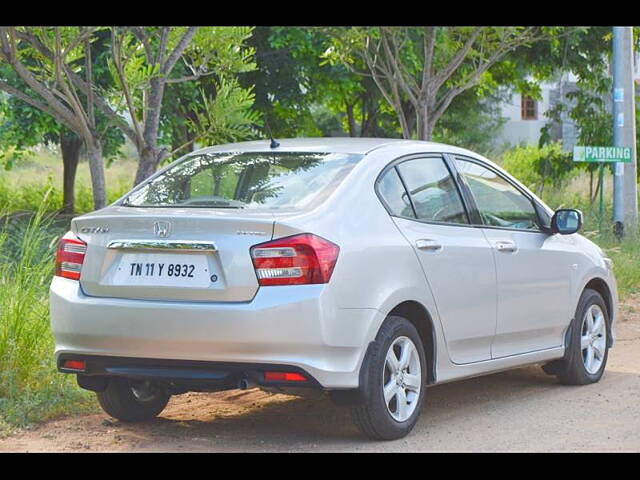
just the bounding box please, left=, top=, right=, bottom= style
left=104, top=363, right=618, bottom=448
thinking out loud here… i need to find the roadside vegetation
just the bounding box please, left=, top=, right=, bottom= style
left=0, top=194, right=96, bottom=437
left=0, top=26, right=638, bottom=434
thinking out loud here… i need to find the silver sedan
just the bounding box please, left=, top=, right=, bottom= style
left=50, top=138, right=617, bottom=440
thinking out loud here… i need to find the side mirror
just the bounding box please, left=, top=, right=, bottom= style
left=551, top=209, right=583, bottom=235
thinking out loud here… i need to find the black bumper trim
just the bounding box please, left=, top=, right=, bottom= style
left=57, top=354, right=322, bottom=390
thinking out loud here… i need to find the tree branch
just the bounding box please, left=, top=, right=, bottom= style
left=431, top=27, right=483, bottom=92
left=161, top=27, right=198, bottom=74
left=431, top=28, right=542, bottom=125
left=422, top=26, right=436, bottom=91
left=10, top=27, right=138, bottom=142
left=111, top=29, right=144, bottom=144
left=130, top=27, right=154, bottom=63
left=379, top=28, right=418, bottom=107
left=165, top=69, right=216, bottom=84
left=0, top=28, right=80, bottom=131
left=0, top=80, right=77, bottom=131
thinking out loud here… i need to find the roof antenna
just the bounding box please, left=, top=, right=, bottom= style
left=264, top=119, right=279, bottom=149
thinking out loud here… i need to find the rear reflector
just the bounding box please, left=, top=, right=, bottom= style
left=250, top=233, right=339, bottom=286
left=264, top=371, right=307, bottom=382
left=55, top=231, right=87, bottom=280
left=62, top=360, right=86, bottom=371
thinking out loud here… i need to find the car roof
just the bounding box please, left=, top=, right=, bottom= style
left=192, top=137, right=457, bottom=156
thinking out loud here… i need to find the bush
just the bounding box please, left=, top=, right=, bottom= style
left=500, top=143, right=576, bottom=196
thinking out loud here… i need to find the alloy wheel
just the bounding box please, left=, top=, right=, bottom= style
left=383, top=336, right=422, bottom=422
left=581, top=304, right=607, bottom=375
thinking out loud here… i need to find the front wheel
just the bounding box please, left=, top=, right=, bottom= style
left=96, top=378, right=171, bottom=422
left=351, top=315, right=427, bottom=440
left=545, top=288, right=610, bottom=385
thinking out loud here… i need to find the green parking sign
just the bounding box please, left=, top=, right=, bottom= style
left=573, top=145, right=632, bottom=163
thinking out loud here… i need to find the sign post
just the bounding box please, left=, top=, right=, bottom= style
left=573, top=145, right=632, bottom=232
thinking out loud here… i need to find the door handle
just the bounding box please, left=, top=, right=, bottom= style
left=495, top=240, right=517, bottom=253
left=415, top=239, right=442, bottom=251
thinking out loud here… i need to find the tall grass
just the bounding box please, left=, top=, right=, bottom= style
left=0, top=192, right=94, bottom=435
left=0, top=174, right=130, bottom=215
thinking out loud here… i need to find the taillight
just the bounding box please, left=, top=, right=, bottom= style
left=263, top=371, right=307, bottom=382
left=62, top=359, right=86, bottom=371
left=250, top=233, right=340, bottom=286
left=55, top=231, right=87, bottom=280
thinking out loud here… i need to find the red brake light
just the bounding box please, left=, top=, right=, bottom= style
left=264, top=371, right=307, bottom=382
left=55, top=231, right=87, bottom=280
left=62, top=359, right=86, bottom=371
left=250, top=233, right=340, bottom=286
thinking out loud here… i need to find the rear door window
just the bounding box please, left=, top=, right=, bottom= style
left=396, top=157, right=469, bottom=225
left=377, top=168, right=416, bottom=218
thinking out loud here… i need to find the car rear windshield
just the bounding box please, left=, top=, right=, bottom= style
left=122, top=151, right=363, bottom=210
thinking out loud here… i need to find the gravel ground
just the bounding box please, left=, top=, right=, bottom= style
left=2, top=296, right=639, bottom=452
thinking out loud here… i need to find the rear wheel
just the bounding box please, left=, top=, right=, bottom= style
left=544, top=289, right=610, bottom=385
left=351, top=315, right=427, bottom=440
left=97, top=378, right=170, bottom=422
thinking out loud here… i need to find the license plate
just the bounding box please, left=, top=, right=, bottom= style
left=111, top=253, right=214, bottom=288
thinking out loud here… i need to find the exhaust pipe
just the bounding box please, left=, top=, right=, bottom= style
left=238, top=377, right=256, bottom=390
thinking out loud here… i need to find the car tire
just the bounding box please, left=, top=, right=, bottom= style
left=548, top=288, right=610, bottom=385
left=96, top=377, right=171, bottom=422
left=351, top=315, right=427, bottom=441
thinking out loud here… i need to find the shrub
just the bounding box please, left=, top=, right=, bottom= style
left=500, top=143, right=576, bottom=196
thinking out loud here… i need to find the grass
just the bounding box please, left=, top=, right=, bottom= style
left=0, top=146, right=638, bottom=434
left=0, top=194, right=95, bottom=437
left=0, top=142, right=137, bottom=215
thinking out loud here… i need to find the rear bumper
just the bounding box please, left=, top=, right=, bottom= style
left=50, top=277, right=381, bottom=389
left=58, top=354, right=323, bottom=392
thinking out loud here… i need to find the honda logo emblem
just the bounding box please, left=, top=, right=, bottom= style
left=154, top=221, right=171, bottom=238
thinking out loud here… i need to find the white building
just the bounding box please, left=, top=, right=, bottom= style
left=494, top=54, right=640, bottom=150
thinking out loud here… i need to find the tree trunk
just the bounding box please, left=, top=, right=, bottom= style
left=416, top=102, right=436, bottom=141
left=133, top=76, right=167, bottom=186
left=85, top=139, right=107, bottom=210
left=424, top=120, right=435, bottom=141
left=345, top=102, right=357, bottom=137
left=134, top=147, right=164, bottom=186
left=59, top=134, right=82, bottom=214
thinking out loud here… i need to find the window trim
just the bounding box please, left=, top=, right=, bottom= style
left=374, top=153, right=473, bottom=228
left=449, top=154, right=550, bottom=234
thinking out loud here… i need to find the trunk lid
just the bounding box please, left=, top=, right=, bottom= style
left=73, top=207, right=275, bottom=302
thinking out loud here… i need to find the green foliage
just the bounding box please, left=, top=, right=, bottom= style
left=0, top=196, right=95, bottom=432
left=0, top=28, right=125, bottom=173
left=185, top=77, right=262, bottom=147
left=0, top=173, right=129, bottom=214
left=432, top=88, right=508, bottom=154
left=501, top=143, right=576, bottom=195
left=244, top=27, right=398, bottom=138
left=602, top=238, right=640, bottom=299
left=323, top=27, right=543, bottom=139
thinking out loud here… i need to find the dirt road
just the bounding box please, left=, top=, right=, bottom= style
left=2, top=296, right=640, bottom=452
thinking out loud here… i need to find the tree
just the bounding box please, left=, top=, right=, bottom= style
left=108, top=27, right=256, bottom=184
left=529, top=27, right=640, bottom=199
left=241, top=27, right=400, bottom=139
left=0, top=27, right=114, bottom=209
left=431, top=87, right=508, bottom=154
left=0, top=30, right=124, bottom=213
left=161, top=60, right=261, bottom=159
left=0, top=91, right=83, bottom=213
left=325, top=27, right=544, bottom=140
